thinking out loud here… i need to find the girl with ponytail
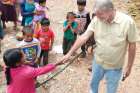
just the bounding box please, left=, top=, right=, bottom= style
left=3, top=48, right=63, bottom=93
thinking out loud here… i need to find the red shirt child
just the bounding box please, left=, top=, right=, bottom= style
left=34, top=17, right=54, bottom=65
left=35, top=28, right=54, bottom=50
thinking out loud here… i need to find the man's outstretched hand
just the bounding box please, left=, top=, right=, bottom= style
left=55, top=54, right=71, bottom=66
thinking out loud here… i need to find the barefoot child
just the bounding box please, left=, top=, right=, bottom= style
left=63, top=12, right=78, bottom=55
left=18, top=26, right=41, bottom=67
left=34, top=17, right=54, bottom=66
left=3, top=48, right=63, bottom=93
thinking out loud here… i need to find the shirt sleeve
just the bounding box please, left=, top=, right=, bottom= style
left=72, top=22, right=78, bottom=29
left=63, top=21, right=67, bottom=27
left=84, top=12, right=91, bottom=30
left=28, top=64, right=56, bottom=78
left=86, top=17, right=97, bottom=33
left=34, top=30, right=40, bottom=38
left=127, top=19, right=140, bottom=42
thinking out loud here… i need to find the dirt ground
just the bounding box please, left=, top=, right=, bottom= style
left=0, top=0, right=140, bottom=93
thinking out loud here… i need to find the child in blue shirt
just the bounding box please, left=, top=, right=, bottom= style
left=24, top=0, right=35, bottom=26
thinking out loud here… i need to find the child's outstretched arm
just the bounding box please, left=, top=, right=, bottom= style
left=29, top=62, right=64, bottom=78
left=30, top=64, right=56, bottom=78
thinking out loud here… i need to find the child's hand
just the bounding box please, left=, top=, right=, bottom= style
left=35, top=58, right=40, bottom=64
left=67, top=22, right=72, bottom=30
left=58, top=53, right=71, bottom=64
left=68, top=21, right=72, bottom=26
left=66, top=25, right=70, bottom=30
left=24, top=61, right=32, bottom=65
left=39, top=11, right=44, bottom=14
left=49, top=46, right=53, bottom=51
left=0, top=65, right=4, bottom=71
left=35, top=11, right=40, bottom=15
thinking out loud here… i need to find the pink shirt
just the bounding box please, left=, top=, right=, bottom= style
left=6, top=64, right=56, bottom=93
left=34, top=3, right=46, bottom=22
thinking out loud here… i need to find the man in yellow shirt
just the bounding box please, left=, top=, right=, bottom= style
left=60, top=0, right=140, bottom=93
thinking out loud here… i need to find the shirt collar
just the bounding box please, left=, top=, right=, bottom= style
left=111, top=11, right=121, bottom=24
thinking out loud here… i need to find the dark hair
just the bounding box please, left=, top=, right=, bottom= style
left=77, top=0, right=86, bottom=6
left=66, top=12, right=76, bottom=19
left=3, top=48, right=23, bottom=85
left=22, top=26, right=34, bottom=36
left=40, top=17, right=50, bottom=26
left=39, top=0, right=46, bottom=4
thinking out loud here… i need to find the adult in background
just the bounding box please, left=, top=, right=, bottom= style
left=60, top=0, right=140, bottom=93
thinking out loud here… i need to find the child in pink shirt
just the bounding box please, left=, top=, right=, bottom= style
left=34, top=0, right=47, bottom=22
left=33, top=0, right=48, bottom=31
left=3, top=48, right=63, bottom=93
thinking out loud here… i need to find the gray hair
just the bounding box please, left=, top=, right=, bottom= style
left=93, top=0, right=114, bottom=12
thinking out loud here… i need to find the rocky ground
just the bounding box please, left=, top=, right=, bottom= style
left=0, top=0, right=140, bottom=93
